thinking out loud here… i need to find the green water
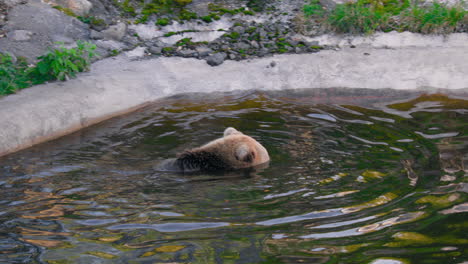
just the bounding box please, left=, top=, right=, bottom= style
left=0, top=89, right=467, bottom=264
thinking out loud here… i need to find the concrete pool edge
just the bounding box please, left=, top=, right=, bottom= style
left=1, top=43, right=468, bottom=157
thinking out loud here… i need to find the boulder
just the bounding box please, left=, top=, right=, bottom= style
left=195, top=46, right=213, bottom=57
left=177, top=48, right=197, bottom=57
left=148, top=46, right=162, bottom=54
left=0, top=1, right=89, bottom=61
left=205, top=52, right=227, bottom=66
left=101, top=22, right=126, bottom=41
left=46, top=0, right=93, bottom=16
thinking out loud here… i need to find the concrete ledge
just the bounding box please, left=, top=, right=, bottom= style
left=1, top=42, right=468, bottom=157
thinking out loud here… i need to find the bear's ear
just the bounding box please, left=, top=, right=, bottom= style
left=224, top=127, right=242, bottom=137
left=235, top=144, right=255, bottom=163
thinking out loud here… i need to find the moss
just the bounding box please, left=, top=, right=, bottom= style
left=224, top=31, right=241, bottom=39
left=156, top=17, right=170, bottom=26
left=276, top=40, right=293, bottom=52
left=90, top=17, right=106, bottom=26
left=304, top=0, right=325, bottom=17
left=179, top=9, right=197, bottom=20
left=52, top=6, right=76, bottom=17
left=162, top=47, right=175, bottom=53
left=174, top=0, right=192, bottom=5
left=164, top=31, right=177, bottom=37
left=163, top=29, right=199, bottom=37
left=120, top=0, right=137, bottom=16
left=200, top=15, right=213, bottom=23
left=110, top=49, right=120, bottom=56
left=246, top=27, right=257, bottom=33
left=175, top=37, right=194, bottom=46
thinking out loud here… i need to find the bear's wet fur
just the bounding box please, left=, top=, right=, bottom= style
left=158, top=127, right=270, bottom=173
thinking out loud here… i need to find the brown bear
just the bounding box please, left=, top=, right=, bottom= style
left=158, top=127, right=270, bottom=173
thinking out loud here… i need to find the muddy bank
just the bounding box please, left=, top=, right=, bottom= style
left=1, top=42, right=468, bottom=157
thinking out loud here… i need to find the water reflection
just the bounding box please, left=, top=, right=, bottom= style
left=0, top=89, right=467, bottom=264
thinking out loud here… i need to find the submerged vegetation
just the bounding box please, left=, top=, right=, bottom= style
left=304, top=0, right=467, bottom=34
left=0, top=41, right=96, bottom=95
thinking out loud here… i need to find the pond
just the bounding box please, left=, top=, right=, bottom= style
left=0, top=89, right=467, bottom=264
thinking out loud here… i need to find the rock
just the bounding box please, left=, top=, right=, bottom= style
left=95, top=39, right=126, bottom=51
left=235, top=42, right=250, bottom=50
left=251, top=40, right=260, bottom=49
left=0, top=1, right=89, bottom=61
left=229, top=53, right=236, bottom=60
left=195, top=46, right=212, bottom=57
left=232, top=26, right=245, bottom=34
left=177, top=49, right=197, bottom=57
left=101, top=22, right=126, bottom=41
left=148, top=46, right=162, bottom=54
left=90, top=30, right=103, bottom=40
left=205, top=52, right=227, bottom=66
left=124, top=46, right=146, bottom=58
left=3, top=0, right=24, bottom=8
left=258, top=28, right=267, bottom=38
left=7, top=30, right=33, bottom=41
left=51, top=35, right=75, bottom=44
left=306, top=40, right=320, bottom=47
left=121, top=35, right=139, bottom=47
left=257, top=48, right=270, bottom=57
left=46, top=0, right=92, bottom=16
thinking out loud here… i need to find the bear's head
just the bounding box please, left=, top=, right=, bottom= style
left=217, top=127, right=270, bottom=168
left=158, top=127, right=270, bottom=173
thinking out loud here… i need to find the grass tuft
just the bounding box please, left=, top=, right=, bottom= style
left=304, top=0, right=467, bottom=34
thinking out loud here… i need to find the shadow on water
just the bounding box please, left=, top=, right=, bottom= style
left=0, top=88, right=467, bottom=264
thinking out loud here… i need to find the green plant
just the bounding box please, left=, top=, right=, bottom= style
left=179, top=9, right=197, bottom=20
left=162, top=47, right=175, bottom=53
left=0, top=54, right=31, bottom=95
left=223, top=31, right=241, bottom=39
left=156, top=17, right=170, bottom=26
left=110, top=49, right=120, bottom=56
left=401, top=2, right=466, bottom=33
left=121, top=0, right=137, bottom=16
left=246, top=0, right=267, bottom=12
left=30, top=41, right=97, bottom=82
left=1, top=41, right=97, bottom=95
left=174, top=0, right=192, bottom=6
left=139, top=0, right=193, bottom=22
left=175, top=37, right=194, bottom=46
left=163, top=29, right=199, bottom=37
left=328, top=1, right=392, bottom=34
left=362, top=0, right=410, bottom=15
left=200, top=15, right=213, bottom=23
left=303, top=0, right=325, bottom=17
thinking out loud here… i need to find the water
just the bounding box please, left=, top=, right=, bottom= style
left=0, top=89, right=467, bottom=264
